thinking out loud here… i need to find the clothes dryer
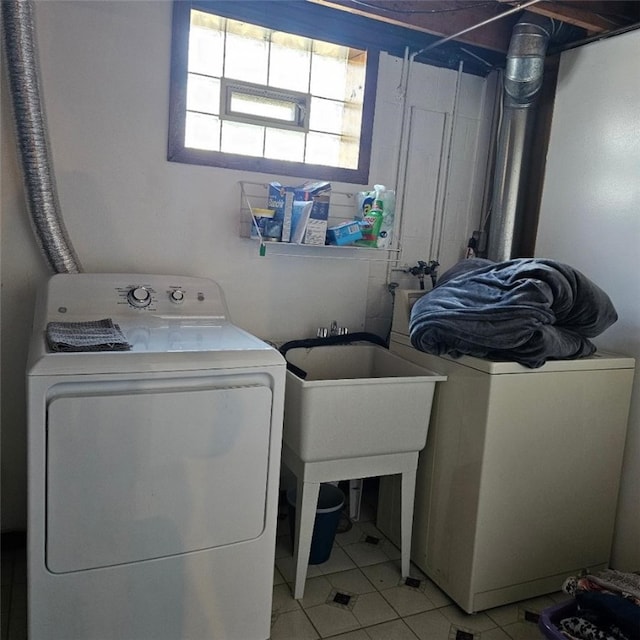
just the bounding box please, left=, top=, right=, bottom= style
left=377, top=289, right=635, bottom=613
left=27, top=273, right=285, bottom=639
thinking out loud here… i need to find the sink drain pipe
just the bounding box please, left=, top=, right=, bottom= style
left=2, top=0, right=82, bottom=273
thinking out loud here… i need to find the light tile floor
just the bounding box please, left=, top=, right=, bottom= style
left=270, top=495, right=569, bottom=640
left=0, top=500, right=569, bottom=640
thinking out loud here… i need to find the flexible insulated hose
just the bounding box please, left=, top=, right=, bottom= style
left=2, top=0, right=82, bottom=273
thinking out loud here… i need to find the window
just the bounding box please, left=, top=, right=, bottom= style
left=168, top=1, right=378, bottom=183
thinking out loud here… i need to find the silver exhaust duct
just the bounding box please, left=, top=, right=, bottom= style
left=2, top=0, right=82, bottom=273
left=487, top=15, right=555, bottom=261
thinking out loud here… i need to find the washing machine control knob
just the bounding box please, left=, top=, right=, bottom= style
left=127, top=286, right=152, bottom=308
left=169, top=289, right=185, bottom=304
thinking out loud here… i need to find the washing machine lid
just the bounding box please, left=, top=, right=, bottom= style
left=390, top=332, right=635, bottom=374
left=27, top=273, right=285, bottom=375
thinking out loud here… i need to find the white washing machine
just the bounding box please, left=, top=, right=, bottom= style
left=26, top=273, right=285, bottom=640
left=377, top=289, right=635, bottom=613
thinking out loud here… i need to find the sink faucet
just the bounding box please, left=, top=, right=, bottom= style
left=317, top=321, right=348, bottom=338
left=331, top=321, right=348, bottom=336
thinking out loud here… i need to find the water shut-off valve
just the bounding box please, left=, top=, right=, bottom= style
left=406, top=260, right=440, bottom=290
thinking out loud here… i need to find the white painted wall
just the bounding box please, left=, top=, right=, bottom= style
left=0, top=0, right=494, bottom=530
left=536, top=29, right=640, bottom=569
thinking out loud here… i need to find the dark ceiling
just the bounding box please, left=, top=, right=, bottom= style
left=308, top=1, right=640, bottom=54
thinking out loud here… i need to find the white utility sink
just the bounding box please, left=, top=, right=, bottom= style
left=283, top=344, right=446, bottom=462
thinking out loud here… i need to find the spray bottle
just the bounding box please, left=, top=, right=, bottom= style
left=357, top=186, right=385, bottom=247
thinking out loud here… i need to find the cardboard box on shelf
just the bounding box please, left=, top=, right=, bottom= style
left=327, top=220, right=363, bottom=246
left=296, top=181, right=331, bottom=245
left=303, top=194, right=330, bottom=245
left=268, top=181, right=331, bottom=245
left=267, top=183, right=297, bottom=242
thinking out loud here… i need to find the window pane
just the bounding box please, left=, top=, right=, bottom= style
left=305, top=131, right=340, bottom=166
left=189, top=14, right=224, bottom=77
left=338, top=136, right=360, bottom=170
left=309, top=97, right=345, bottom=135
left=264, top=128, right=305, bottom=162
left=269, top=32, right=311, bottom=92
left=185, top=112, right=220, bottom=151
left=310, top=44, right=348, bottom=100
left=230, top=91, right=298, bottom=123
left=224, top=20, right=269, bottom=84
left=221, top=120, right=264, bottom=156
left=305, top=131, right=359, bottom=169
left=345, top=50, right=367, bottom=106
left=191, top=9, right=225, bottom=31
left=187, top=74, right=220, bottom=115
left=343, top=100, right=363, bottom=140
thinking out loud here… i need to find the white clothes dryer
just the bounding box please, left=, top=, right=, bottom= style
left=26, top=273, right=285, bottom=640
left=378, top=289, right=635, bottom=613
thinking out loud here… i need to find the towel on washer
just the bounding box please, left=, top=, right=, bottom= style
left=46, top=318, right=131, bottom=352
left=409, top=258, right=618, bottom=368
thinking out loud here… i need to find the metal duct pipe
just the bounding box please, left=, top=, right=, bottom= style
left=2, top=0, right=82, bottom=273
left=487, top=15, right=553, bottom=261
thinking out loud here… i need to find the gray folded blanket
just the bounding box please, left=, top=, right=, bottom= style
left=409, top=258, right=618, bottom=368
left=46, top=318, right=131, bottom=352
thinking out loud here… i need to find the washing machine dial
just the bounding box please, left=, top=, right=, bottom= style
left=169, top=289, right=185, bottom=304
left=127, top=286, right=152, bottom=308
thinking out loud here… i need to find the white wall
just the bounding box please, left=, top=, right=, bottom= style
left=536, top=29, right=640, bottom=569
left=0, top=0, right=494, bottom=530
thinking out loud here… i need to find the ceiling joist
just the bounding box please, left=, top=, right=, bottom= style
left=502, top=1, right=634, bottom=34
left=308, top=1, right=518, bottom=52
left=307, top=0, right=640, bottom=53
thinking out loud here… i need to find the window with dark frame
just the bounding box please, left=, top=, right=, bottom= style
left=168, top=1, right=379, bottom=184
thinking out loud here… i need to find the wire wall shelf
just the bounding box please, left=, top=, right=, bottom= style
left=239, top=181, right=400, bottom=260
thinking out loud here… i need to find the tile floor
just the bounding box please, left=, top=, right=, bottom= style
left=1, top=492, right=568, bottom=640
left=270, top=488, right=568, bottom=640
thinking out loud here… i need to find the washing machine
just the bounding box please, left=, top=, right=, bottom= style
left=377, top=289, right=635, bottom=613
left=26, top=273, right=286, bottom=640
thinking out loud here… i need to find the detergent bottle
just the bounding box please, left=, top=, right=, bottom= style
left=357, top=189, right=384, bottom=247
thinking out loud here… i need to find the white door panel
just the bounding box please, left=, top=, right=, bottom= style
left=47, top=384, right=272, bottom=573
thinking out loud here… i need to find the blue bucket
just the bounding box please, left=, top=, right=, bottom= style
left=287, top=484, right=345, bottom=564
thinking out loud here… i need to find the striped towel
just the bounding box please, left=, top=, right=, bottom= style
left=46, top=318, right=131, bottom=352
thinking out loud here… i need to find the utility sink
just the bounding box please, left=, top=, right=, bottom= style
left=283, top=344, right=446, bottom=462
